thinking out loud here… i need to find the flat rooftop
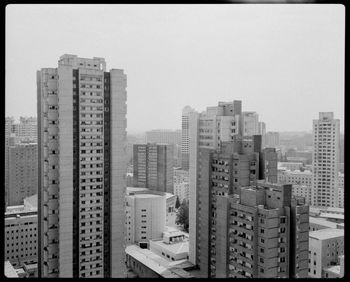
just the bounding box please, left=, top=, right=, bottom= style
left=151, top=239, right=189, bottom=255
left=324, top=265, right=341, bottom=275
left=319, top=213, right=344, bottom=220
left=309, top=217, right=338, bottom=229
left=309, top=228, right=344, bottom=241
left=125, top=245, right=192, bottom=278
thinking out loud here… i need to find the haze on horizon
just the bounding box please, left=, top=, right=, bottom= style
left=6, top=4, right=345, bottom=133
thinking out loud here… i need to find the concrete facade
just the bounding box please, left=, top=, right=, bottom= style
left=7, top=143, right=38, bottom=206
left=312, top=112, right=340, bottom=207
left=37, top=55, right=127, bottom=278
left=265, top=131, right=280, bottom=148
left=133, top=143, right=174, bottom=193
left=4, top=199, right=38, bottom=269
left=214, top=183, right=309, bottom=278
left=308, top=228, right=344, bottom=278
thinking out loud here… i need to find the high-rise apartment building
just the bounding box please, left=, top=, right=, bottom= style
left=311, top=112, right=340, bottom=207
left=193, top=139, right=279, bottom=277
left=189, top=100, right=275, bottom=266
left=258, top=121, right=266, bottom=148
left=145, top=129, right=181, bottom=167
left=145, top=129, right=181, bottom=145
left=7, top=143, right=38, bottom=206
left=133, top=143, right=174, bottom=193
left=265, top=131, right=280, bottom=148
left=181, top=106, right=195, bottom=170
left=213, top=183, right=309, bottom=278
left=242, top=111, right=259, bottom=136
left=37, top=54, right=127, bottom=277
left=18, top=117, right=37, bottom=142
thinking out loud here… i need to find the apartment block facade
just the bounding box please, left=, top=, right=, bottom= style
left=214, top=183, right=309, bottom=278
left=311, top=112, right=340, bottom=207
left=7, top=143, right=38, bottom=206
left=133, top=143, right=174, bottom=193
left=145, top=129, right=181, bottom=167
left=4, top=203, right=38, bottom=269
left=194, top=138, right=280, bottom=278
left=37, top=54, right=127, bottom=277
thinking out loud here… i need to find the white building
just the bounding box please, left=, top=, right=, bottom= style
left=125, top=191, right=166, bottom=248
left=37, top=55, right=127, bottom=278
left=126, top=187, right=177, bottom=245
left=149, top=229, right=189, bottom=262
left=308, top=228, right=344, bottom=278
left=311, top=112, right=340, bottom=207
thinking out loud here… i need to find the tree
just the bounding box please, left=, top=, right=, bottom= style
left=175, top=196, right=181, bottom=209
left=176, top=199, right=189, bottom=232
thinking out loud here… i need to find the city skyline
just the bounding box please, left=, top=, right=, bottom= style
left=6, top=4, right=345, bottom=133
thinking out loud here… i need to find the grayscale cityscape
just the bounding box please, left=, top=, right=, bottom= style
left=4, top=3, right=345, bottom=279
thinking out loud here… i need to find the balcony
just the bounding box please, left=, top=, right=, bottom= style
left=48, top=184, right=59, bottom=196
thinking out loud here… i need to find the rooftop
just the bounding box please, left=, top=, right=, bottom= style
left=125, top=245, right=192, bottom=278
left=319, top=213, right=344, bottom=220
left=309, top=228, right=344, bottom=241
left=324, top=265, right=341, bottom=275
left=309, top=217, right=338, bottom=229
left=150, top=239, right=189, bottom=255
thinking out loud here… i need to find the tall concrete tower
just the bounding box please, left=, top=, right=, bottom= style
left=181, top=106, right=195, bottom=170
left=37, top=54, right=127, bottom=277
left=311, top=112, right=340, bottom=207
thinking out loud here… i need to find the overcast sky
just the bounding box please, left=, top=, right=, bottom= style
left=6, top=4, right=344, bottom=133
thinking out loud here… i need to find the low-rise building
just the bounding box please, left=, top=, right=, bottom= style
left=308, top=228, right=344, bottom=278
left=323, top=255, right=344, bottom=278
left=126, top=187, right=177, bottom=247
left=309, top=217, right=338, bottom=231
left=126, top=189, right=166, bottom=248
left=125, top=245, right=194, bottom=278
left=4, top=195, right=38, bottom=269
left=149, top=229, right=189, bottom=262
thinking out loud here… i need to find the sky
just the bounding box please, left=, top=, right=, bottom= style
left=6, top=4, right=345, bottom=133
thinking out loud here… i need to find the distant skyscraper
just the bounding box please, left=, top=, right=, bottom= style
left=311, top=112, right=340, bottom=207
left=133, top=143, right=174, bottom=193
left=37, top=54, right=127, bottom=277
left=242, top=111, right=259, bottom=136
left=145, top=129, right=181, bottom=166
left=258, top=121, right=266, bottom=147
left=265, top=131, right=280, bottom=148
left=145, top=129, right=181, bottom=145
left=7, top=143, right=38, bottom=206
left=181, top=106, right=195, bottom=170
